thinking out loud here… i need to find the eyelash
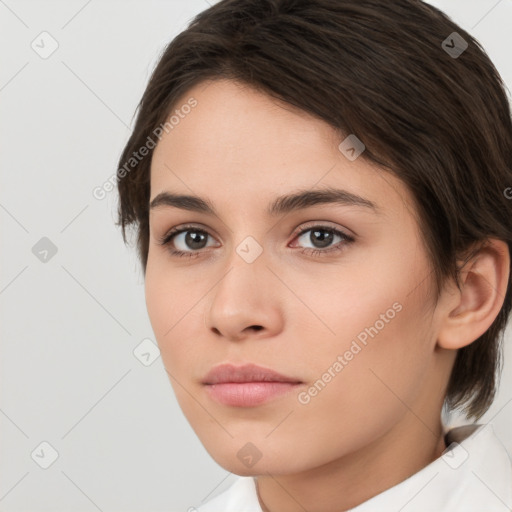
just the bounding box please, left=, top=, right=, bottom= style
left=157, top=223, right=355, bottom=259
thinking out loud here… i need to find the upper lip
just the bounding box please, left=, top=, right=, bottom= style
left=202, top=363, right=302, bottom=384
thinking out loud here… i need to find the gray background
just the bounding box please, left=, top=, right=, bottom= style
left=1, top=0, right=511, bottom=510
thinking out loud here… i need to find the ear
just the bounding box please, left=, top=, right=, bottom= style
left=437, top=239, right=510, bottom=350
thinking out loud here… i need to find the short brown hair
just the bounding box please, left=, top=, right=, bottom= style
left=116, top=0, right=512, bottom=419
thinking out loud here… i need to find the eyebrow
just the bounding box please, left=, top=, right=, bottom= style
left=149, top=187, right=380, bottom=216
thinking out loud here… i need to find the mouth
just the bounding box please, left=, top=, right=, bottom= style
left=202, top=363, right=303, bottom=407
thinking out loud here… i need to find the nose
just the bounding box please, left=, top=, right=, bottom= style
left=203, top=254, right=284, bottom=343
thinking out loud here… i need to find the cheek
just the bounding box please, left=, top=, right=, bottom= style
left=264, top=297, right=435, bottom=471
left=293, top=251, right=435, bottom=416
left=145, top=248, right=202, bottom=330
left=145, top=271, right=207, bottom=417
left=144, top=260, right=204, bottom=367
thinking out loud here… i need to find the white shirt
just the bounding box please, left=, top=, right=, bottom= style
left=194, top=423, right=512, bottom=511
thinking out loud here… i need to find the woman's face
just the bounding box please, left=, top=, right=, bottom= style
left=145, top=78, right=450, bottom=475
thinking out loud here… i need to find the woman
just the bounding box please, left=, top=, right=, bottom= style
left=115, top=0, right=512, bottom=510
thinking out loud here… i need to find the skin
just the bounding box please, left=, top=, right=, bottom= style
left=145, top=79, right=510, bottom=512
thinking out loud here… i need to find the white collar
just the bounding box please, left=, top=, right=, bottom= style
left=195, top=423, right=512, bottom=511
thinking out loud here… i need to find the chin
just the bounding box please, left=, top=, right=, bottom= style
left=213, top=457, right=297, bottom=477
left=200, top=437, right=314, bottom=477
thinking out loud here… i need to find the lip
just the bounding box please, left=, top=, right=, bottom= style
left=202, top=363, right=301, bottom=384
left=202, top=363, right=302, bottom=407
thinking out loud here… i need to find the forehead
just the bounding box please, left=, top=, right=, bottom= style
left=149, top=79, right=414, bottom=218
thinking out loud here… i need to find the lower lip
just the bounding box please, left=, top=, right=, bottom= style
left=204, top=382, right=301, bottom=407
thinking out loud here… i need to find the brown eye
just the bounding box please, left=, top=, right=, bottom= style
left=158, top=225, right=218, bottom=258
left=293, top=225, right=355, bottom=256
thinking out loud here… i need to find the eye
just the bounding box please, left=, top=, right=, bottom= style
left=157, top=224, right=218, bottom=259
left=291, top=225, right=355, bottom=256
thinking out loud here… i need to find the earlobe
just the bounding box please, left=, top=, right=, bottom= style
left=437, top=239, right=510, bottom=350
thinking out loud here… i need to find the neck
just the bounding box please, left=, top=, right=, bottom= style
left=255, top=413, right=446, bottom=512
